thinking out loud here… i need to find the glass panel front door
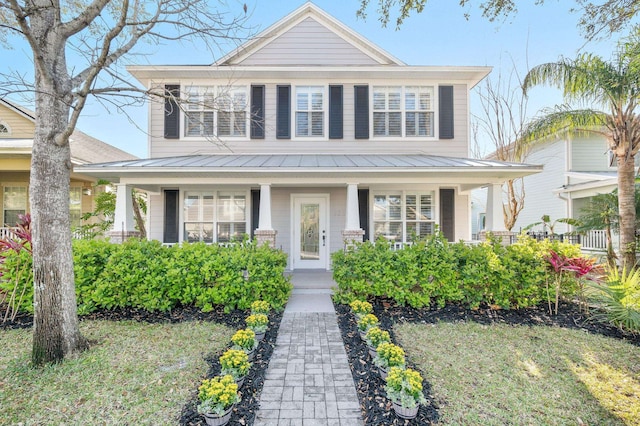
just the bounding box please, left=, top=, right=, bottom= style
left=300, top=203, right=320, bottom=260
left=293, top=195, right=328, bottom=269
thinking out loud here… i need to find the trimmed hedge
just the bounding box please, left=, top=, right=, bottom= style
left=1, top=239, right=291, bottom=315
left=333, top=233, right=583, bottom=310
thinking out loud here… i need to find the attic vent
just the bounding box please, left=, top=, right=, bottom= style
left=0, top=122, right=9, bottom=134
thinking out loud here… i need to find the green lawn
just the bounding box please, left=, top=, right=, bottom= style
left=0, top=320, right=233, bottom=425
left=395, top=322, right=640, bottom=426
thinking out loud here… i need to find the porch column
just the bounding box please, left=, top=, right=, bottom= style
left=342, top=183, right=364, bottom=246
left=255, top=183, right=277, bottom=247
left=108, top=184, right=140, bottom=243
left=481, top=183, right=512, bottom=244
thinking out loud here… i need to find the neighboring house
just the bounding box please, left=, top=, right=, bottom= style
left=78, top=2, right=540, bottom=270
left=0, top=98, right=137, bottom=235
left=472, top=133, right=613, bottom=250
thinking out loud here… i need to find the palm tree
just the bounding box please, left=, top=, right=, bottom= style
left=522, top=32, right=640, bottom=267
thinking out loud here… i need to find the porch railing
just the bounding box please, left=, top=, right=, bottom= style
left=581, top=230, right=608, bottom=251
left=0, top=227, right=17, bottom=241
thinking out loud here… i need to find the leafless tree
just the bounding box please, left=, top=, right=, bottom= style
left=0, top=0, right=248, bottom=365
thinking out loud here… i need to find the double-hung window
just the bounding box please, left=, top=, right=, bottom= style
left=373, top=192, right=435, bottom=243
left=183, top=192, right=246, bottom=243
left=3, top=186, right=27, bottom=226
left=373, top=87, right=401, bottom=136
left=217, top=87, right=247, bottom=137
left=405, top=87, right=434, bottom=137
left=184, top=192, right=214, bottom=243
left=296, top=86, right=324, bottom=137
left=185, top=86, right=215, bottom=137
left=373, top=86, right=435, bottom=137
left=217, top=193, right=246, bottom=242
left=69, top=187, right=82, bottom=229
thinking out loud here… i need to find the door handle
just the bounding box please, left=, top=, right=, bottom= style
left=322, top=230, right=326, bottom=246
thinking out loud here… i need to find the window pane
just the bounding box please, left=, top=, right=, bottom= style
left=311, top=92, right=323, bottom=110
left=405, top=92, right=416, bottom=110
left=389, top=112, right=402, bottom=136
left=297, top=92, right=308, bottom=110
left=185, top=112, right=200, bottom=136
left=311, top=112, right=323, bottom=136
left=185, top=194, right=200, bottom=221
left=419, top=90, right=432, bottom=110
left=373, top=112, right=386, bottom=136
left=373, top=92, right=385, bottom=110
left=203, top=112, right=214, bottom=136
left=203, top=195, right=214, bottom=222
left=3, top=186, right=27, bottom=226
left=406, top=195, right=416, bottom=220
left=373, top=195, right=387, bottom=220
left=185, top=223, right=201, bottom=243
left=388, top=91, right=401, bottom=110
left=218, top=111, right=231, bottom=136
left=233, top=111, right=246, bottom=136
left=296, top=112, right=309, bottom=136
left=70, top=187, right=82, bottom=228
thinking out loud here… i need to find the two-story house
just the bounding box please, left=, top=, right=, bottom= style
left=78, top=2, right=540, bottom=270
left=0, top=99, right=136, bottom=236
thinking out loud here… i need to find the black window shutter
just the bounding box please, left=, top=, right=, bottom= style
left=276, top=85, right=291, bottom=139
left=164, top=85, right=180, bottom=139
left=164, top=190, right=179, bottom=243
left=439, top=188, right=455, bottom=242
left=358, top=189, right=369, bottom=241
left=354, top=85, right=369, bottom=139
left=329, top=85, right=343, bottom=139
left=251, top=85, right=265, bottom=139
left=439, top=85, right=454, bottom=139
left=251, top=189, right=260, bottom=238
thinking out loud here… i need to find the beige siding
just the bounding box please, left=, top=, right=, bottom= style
left=148, top=193, right=164, bottom=242
left=149, top=81, right=469, bottom=159
left=238, top=18, right=380, bottom=66
left=0, top=105, right=34, bottom=138
left=570, top=135, right=611, bottom=172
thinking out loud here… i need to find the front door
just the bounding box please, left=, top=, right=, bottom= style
left=292, top=195, right=329, bottom=269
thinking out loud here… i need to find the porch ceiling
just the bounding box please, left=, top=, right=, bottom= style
left=76, top=153, right=541, bottom=191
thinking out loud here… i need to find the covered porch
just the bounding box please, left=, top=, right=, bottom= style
left=76, top=153, right=541, bottom=270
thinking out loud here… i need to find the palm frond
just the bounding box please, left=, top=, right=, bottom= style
left=520, top=106, right=607, bottom=144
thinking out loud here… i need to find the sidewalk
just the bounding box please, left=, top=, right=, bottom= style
left=253, top=287, right=364, bottom=425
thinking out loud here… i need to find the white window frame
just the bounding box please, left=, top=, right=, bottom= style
left=0, top=121, right=11, bottom=135
left=405, top=86, right=435, bottom=137
left=216, top=192, right=247, bottom=243
left=3, top=185, right=27, bottom=226
left=294, top=85, right=326, bottom=139
left=371, top=191, right=437, bottom=244
left=182, top=85, right=248, bottom=139
left=371, top=85, right=437, bottom=139
left=181, top=190, right=248, bottom=244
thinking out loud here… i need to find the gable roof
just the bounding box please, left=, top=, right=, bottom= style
left=216, top=2, right=403, bottom=66
left=0, top=98, right=137, bottom=163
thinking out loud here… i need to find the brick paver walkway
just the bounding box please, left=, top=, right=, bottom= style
left=254, top=311, right=363, bottom=426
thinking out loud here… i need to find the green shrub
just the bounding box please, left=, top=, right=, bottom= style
left=333, top=234, right=585, bottom=310
left=589, top=267, right=640, bottom=332
left=2, top=239, right=291, bottom=315
left=0, top=249, right=33, bottom=314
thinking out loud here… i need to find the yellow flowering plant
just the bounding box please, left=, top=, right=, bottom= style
left=219, top=349, right=251, bottom=380
left=385, top=367, right=427, bottom=409
left=231, top=328, right=258, bottom=352
left=349, top=300, right=373, bottom=317
left=373, top=342, right=406, bottom=369
left=364, top=327, right=391, bottom=349
left=245, top=314, right=269, bottom=334
left=197, top=374, right=240, bottom=415
left=357, top=313, right=379, bottom=332
left=250, top=300, right=270, bottom=315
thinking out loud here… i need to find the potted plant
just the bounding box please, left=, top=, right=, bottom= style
left=245, top=314, right=269, bottom=342
left=250, top=300, right=270, bottom=315
left=356, top=313, right=379, bottom=339
left=231, top=328, right=258, bottom=361
left=364, top=327, right=391, bottom=359
left=197, top=374, right=240, bottom=426
left=385, top=367, right=427, bottom=420
left=373, top=342, right=405, bottom=380
left=349, top=299, right=373, bottom=319
left=219, top=349, right=251, bottom=388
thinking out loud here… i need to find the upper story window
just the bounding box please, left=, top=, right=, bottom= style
left=373, top=86, right=435, bottom=137
left=0, top=121, right=10, bottom=135
left=296, top=86, right=324, bottom=137
left=184, top=86, right=247, bottom=138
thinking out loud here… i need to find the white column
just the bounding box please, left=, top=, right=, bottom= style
left=111, top=184, right=136, bottom=233
left=485, top=183, right=505, bottom=232
left=257, top=184, right=273, bottom=230
left=345, top=183, right=361, bottom=230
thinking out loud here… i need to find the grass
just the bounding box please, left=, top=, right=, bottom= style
left=0, top=320, right=233, bottom=425
left=395, top=322, right=640, bottom=426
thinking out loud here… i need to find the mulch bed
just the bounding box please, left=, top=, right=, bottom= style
left=335, top=297, right=639, bottom=426
left=1, top=304, right=282, bottom=426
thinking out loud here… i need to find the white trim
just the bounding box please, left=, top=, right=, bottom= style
left=215, top=2, right=403, bottom=66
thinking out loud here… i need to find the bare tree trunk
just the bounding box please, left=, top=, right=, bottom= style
left=132, top=191, right=146, bottom=239
left=30, top=5, right=87, bottom=365
left=617, top=155, right=637, bottom=268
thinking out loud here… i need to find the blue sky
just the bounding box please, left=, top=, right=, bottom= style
left=1, top=1, right=621, bottom=158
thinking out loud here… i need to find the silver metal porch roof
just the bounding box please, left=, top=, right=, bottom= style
left=78, top=153, right=540, bottom=171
